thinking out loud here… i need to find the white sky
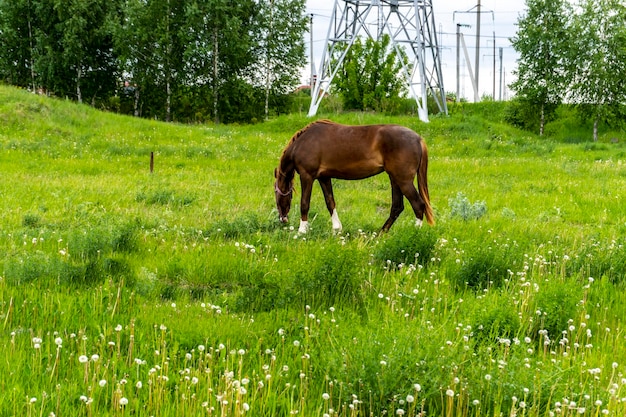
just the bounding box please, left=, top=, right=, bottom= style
left=303, top=0, right=528, bottom=101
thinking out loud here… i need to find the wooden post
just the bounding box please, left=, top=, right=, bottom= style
left=150, top=152, right=154, bottom=173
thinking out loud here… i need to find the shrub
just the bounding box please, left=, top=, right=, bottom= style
left=294, top=240, right=364, bottom=309
left=450, top=240, right=519, bottom=291
left=449, top=192, right=487, bottom=221
left=374, top=226, right=438, bottom=268
left=471, top=296, right=521, bottom=344
left=531, top=280, right=582, bottom=341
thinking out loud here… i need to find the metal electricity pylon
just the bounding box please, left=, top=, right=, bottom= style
left=308, top=0, right=447, bottom=122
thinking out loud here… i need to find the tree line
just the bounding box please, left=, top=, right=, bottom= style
left=0, top=0, right=308, bottom=124
left=510, top=0, right=626, bottom=140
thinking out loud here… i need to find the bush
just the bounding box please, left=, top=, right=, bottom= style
left=374, top=226, right=438, bottom=268
left=294, top=240, right=364, bottom=309
left=450, top=240, right=519, bottom=291
left=449, top=192, right=487, bottom=221
left=471, top=296, right=521, bottom=344
left=531, top=280, right=582, bottom=341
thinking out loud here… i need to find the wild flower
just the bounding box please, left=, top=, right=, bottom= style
left=99, top=380, right=107, bottom=387
left=78, top=355, right=88, bottom=363
left=446, top=389, right=454, bottom=397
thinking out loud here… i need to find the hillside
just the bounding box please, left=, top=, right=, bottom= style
left=2, top=85, right=626, bottom=416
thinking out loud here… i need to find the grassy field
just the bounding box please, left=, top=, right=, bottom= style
left=2, top=85, right=626, bottom=416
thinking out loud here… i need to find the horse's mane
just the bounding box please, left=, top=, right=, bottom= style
left=276, top=120, right=334, bottom=184
left=278, top=120, right=334, bottom=169
left=281, top=119, right=334, bottom=154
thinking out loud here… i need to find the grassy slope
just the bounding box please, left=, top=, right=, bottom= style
left=2, top=85, right=626, bottom=416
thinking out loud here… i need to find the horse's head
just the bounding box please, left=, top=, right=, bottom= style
left=274, top=168, right=293, bottom=223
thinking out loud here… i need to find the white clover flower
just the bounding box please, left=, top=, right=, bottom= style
left=198, top=345, right=205, bottom=352
left=54, top=337, right=63, bottom=346
left=414, top=384, right=421, bottom=392
left=485, top=374, right=492, bottom=381
left=243, top=403, right=250, bottom=411
left=98, top=380, right=107, bottom=387
left=191, top=377, right=199, bottom=385
left=91, top=354, right=100, bottom=362
left=119, top=397, right=128, bottom=406
left=78, top=355, right=89, bottom=363
left=136, top=381, right=143, bottom=389
left=30, top=397, right=37, bottom=403
left=396, top=409, right=405, bottom=415
left=293, top=340, right=300, bottom=347
left=446, top=389, right=454, bottom=397
left=406, top=395, right=415, bottom=403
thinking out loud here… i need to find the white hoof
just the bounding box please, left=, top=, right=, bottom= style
left=331, top=209, right=342, bottom=233
left=415, top=218, right=423, bottom=227
left=298, top=220, right=309, bottom=234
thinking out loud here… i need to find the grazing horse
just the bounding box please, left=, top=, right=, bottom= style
left=274, top=120, right=434, bottom=233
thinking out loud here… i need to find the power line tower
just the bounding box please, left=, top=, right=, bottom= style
left=308, top=0, right=448, bottom=122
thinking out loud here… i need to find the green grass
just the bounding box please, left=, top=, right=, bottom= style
left=2, top=85, right=626, bottom=416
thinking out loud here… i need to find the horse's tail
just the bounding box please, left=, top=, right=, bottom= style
left=418, top=139, right=435, bottom=225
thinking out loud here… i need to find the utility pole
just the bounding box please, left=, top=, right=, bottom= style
left=498, top=47, right=503, bottom=101
left=475, top=0, right=481, bottom=102
left=456, top=23, right=470, bottom=103
left=310, top=13, right=314, bottom=96
left=492, top=32, right=495, bottom=100
left=454, top=3, right=493, bottom=102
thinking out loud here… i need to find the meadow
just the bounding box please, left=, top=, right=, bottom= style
left=1, top=84, right=626, bottom=416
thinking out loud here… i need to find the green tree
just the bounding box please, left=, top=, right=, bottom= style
left=0, top=0, right=39, bottom=90
left=333, top=34, right=409, bottom=113
left=114, top=0, right=187, bottom=121
left=568, top=0, right=626, bottom=141
left=510, top=0, right=572, bottom=136
left=256, top=0, right=307, bottom=120
left=182, top=0, right=258, bottom=123
left=52, top=0, right=120, bottom=104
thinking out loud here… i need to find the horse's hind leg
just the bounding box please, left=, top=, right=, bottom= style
left=318, top=178, right=342, bottom=232
left=397, top=180, right=426, bottom=227
left=382, top=181, right=404, bottom=232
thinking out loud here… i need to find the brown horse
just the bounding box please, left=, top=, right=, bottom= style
left=274, top=120, right=434, bottom=233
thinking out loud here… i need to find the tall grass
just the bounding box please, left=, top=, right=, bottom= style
left=2, top=85, right=626, bottom=416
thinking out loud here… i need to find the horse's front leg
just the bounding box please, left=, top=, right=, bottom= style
left=318, top=177, right=342, bottom=233
left=298, top=175, right=314, bottom=233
